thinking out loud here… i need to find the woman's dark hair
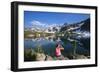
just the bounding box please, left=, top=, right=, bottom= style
left=56, top=43, right=61, bottom=48
left=56, top=44, right=59, bottom=47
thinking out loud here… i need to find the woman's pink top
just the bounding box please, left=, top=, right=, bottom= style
left=55, top=47, right=61, bottom=57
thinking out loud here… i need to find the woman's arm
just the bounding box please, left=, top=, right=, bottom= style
left=60, top=47, right=64, bottom=50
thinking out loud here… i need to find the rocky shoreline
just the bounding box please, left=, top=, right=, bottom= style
left=24, top=49, right=89, bottom=61
left=35, top=53, right=89, bottom=61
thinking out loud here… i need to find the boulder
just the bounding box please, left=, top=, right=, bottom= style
left=45, top=55, right=53, bottom=61
left=36, top=53, right=46, bottom=61
left=75, top=55, right=88, bottom=59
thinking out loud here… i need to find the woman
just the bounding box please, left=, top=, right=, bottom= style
left=55, top=43, right=64, bottom=60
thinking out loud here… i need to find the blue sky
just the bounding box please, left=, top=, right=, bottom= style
left=24, top=11, right=90, bottom=28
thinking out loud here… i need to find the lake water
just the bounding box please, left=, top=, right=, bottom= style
left=24, top=35, right=90, bottom=57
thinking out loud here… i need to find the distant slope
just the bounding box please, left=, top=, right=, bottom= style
left=60, top=18, right=90, bottom=32
left=80, top=18, right=90, bottom=32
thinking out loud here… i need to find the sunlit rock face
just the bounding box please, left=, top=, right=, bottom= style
left=61, top=18, right=90, bottom=39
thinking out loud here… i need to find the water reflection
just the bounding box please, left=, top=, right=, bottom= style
left=24, top=32, right=90, bottom=57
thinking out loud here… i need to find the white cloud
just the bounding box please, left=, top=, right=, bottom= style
left=31, top=20, right=47, bottom=27
left=30, top=20, right=49, bottom=31
left=30, top=20, right=63, bottom=30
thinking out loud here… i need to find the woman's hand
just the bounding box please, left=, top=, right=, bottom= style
left=60, top=47, right=64, bottom=50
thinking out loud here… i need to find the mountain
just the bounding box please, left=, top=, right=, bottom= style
left=80, top=18, right=90, bottom=32
left=25, top=18, right=90, bottom=33
left=25, top=24, right=61, bottom=33
left=60, top=18, right=90, bottom=32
